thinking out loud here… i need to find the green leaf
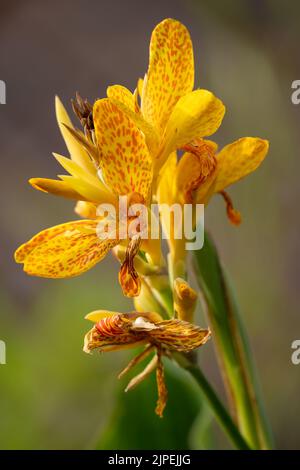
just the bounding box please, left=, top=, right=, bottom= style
left=193, top=231, right=273, bottom=449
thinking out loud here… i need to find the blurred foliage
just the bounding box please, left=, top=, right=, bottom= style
left=98, top=362, right=213, bottom=450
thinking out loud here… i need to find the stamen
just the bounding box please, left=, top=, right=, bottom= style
left=219, top=190, right=242, bottom=226
left=71, top=92, right=94, bottom=140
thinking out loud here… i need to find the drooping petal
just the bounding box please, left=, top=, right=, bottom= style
left=55, top=96, right=96, bottom=174
left=93, top=99, right=153, bottom=199
left=29, top=177, right=85, bottom=200
left=214, top=137, right=269, bottom=192
left=158, top=90, right=225, bottom=170
left=119, top=236, right=142, bottom=297
left=148, top=319, right=211, bottom=352
left=107, top=86, right=159, bottom=154
left=15, top=220, right=117, bottom=278
left=142, top=18, right=194, bottom=133
left=219, top=190, right=242, bottom=226
left=155, top=349, right=168, bottom=418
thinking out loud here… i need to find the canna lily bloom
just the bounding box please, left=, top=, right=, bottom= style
left=158, top=137, right=269, bottom=269
left=105, top=18, right=225, bottom=183
left=83, top=310, right=211, bottom=417
left=14, top=96, right=159, bottom=297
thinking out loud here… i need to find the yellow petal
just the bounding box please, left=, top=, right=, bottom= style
left=15, top=220, right=117, bottom=278
left=75, top=201, right=97, bottom=219
left=93, top=99, right=153, bottom=199
left=55, top=96, right=96, bottom=174
left=29, top=177, right=85, bottom=200
left=142, top=18, right=194, bottom=133
left=157, top=152, right=177, bottom=207
left=107, top=86, right=159, bottom=155
left=53, top=153, right=104, bottom=189
left=59, top=175, right=115, bottom=204
left=214, top=137, right=269, bottom=192
left=156, top=153, right=182, bottom=258
left=107, top=85, right=135, bottom=111
left=137, top=78, right=144, bottom=99
left=159, top=90, right=225, bottom=170
left=175, top=152, right=202, bottom=204
left=85, top=310, right=122, bottom=323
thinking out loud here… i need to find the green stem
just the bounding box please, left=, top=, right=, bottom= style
left=174, top=353, right=252, bottom=450
left=193, top=231, right=273, bottom=449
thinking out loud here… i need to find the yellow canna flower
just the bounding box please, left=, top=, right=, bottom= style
left=14, top=96, right=158, bottom=297
left=105, top=18, right=225, bottom=182
left=83, top=310, right=210, bottom=417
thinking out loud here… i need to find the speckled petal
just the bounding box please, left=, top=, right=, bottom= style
left=142, top=18, right=194, bottom=133
left=158, top=89, right=225, bottom=170
left=149, top=319, right=211, bottom=352
left=93, top=99, right=153, bottom=199
left=214, top=137, right=269, bottom=192
left=107, top=86, right=159, bottom=154
left=15, top=220, right=117, bottom=278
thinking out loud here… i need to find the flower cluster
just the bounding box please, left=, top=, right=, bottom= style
left=14, top=18, right=268, bottom=416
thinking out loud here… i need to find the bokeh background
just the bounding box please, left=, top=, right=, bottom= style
left=0, top=0, right=299, bottom=449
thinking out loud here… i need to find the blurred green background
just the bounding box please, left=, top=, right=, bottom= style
left=0, top=0, right=299, bottom=449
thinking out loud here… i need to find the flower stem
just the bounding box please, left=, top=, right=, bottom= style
left=173, top=353, right=252, bottom=450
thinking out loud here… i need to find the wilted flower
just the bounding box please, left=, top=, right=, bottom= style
left=83, top=310, right=210, bottom=417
